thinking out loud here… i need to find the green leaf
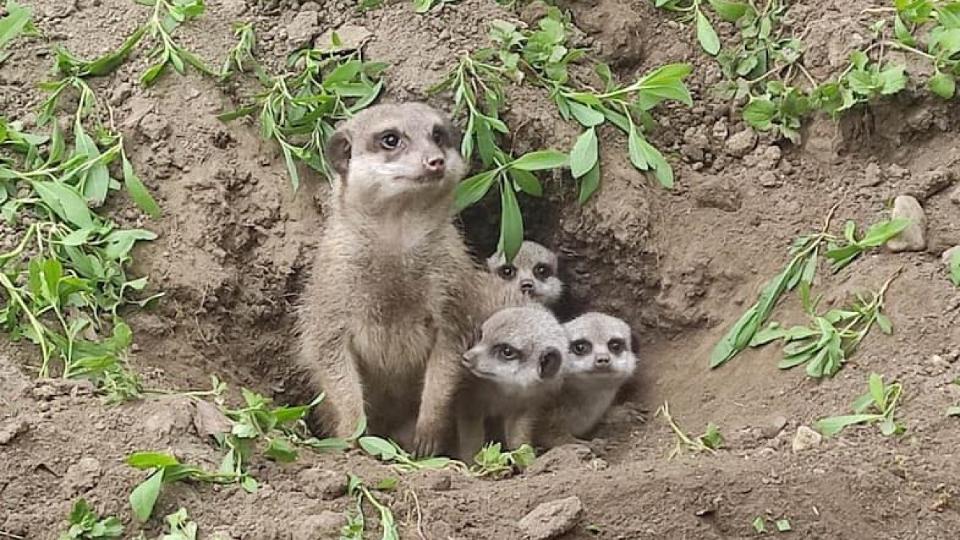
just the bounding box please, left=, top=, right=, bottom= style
left=453, top=170, right=497, bottom=212
left=31, top=180, right=95, bottom=229
left=868, top=373, right=885, bottom=408
left=0, top=0, right=33, bottom=50
left=894, top=15, right=915, bottom=46
left=878, top=65, right=907, bottom=95
left=696, top=9, right=721, bottom=56
left=567, top=101, right=605, bottom=127
left=127, top=452, right=180, bottom=469
left=775, top=519, right=792, bottom=532
left=569, top=128, right=599, bottom=178
left=578, top=161, right=601, bottom=204
left=708, top=0, right=750, bottom=21
left=122, top=154, right=161, bottom=218
left=499, top=180, right=524, bottom=262
left=751, top=516, right=766, bottom=533
left=947, top=406, right=960, bottom=417
left=875, top=313, right=893, bottom=334
left=265, top=438, right=298, bottom=462
left=130, top=470, right=164, bottom=522
left=743, top=98, right=776, bottom=130
left=509, top=168, right=542, bottom=196
left=358, top=436, right=398, bottom=460
left=413, top=0, right=433, bottom=13
left=929, top=71, right=956, bottom=99
left=510, top=149, right=569, bottom=171
left=282, top=146, right=300, bottom=191
left=815, top=414, right=878, bottom=437
left=74, top=127, right=110, bottom=206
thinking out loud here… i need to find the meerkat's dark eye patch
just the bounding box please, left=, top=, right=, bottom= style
left=497, top=265, right=517, bottom=280
left=495, top=343, right=520, bottom=361
left=608, top=338, right=625, bottom=354
left=571, top=339, right=592, bottom=356
left=378, top=131, right=401, bottom=150
left=538, top=348, right=562, bottom=379
left=431, top=124, right=453, bottom=148
left=533, top=263, right=553, bottom=280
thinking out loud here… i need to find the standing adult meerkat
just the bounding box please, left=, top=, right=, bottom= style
left=548, top=312, right=639, bottom=441
left=297, top=102, right=486, bottom=456
left=486, top=241, right=565, bottom=308
left=456, top=306, right=567, bottom=460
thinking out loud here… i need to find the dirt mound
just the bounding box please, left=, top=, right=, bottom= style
left=2, top=0, right=960, bottom=538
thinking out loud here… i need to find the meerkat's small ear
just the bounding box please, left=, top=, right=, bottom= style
left=538, top=348, right=562, bottom=379
left=630, top=332, right=640, bottom=356
left=325, top=130, right=351, bottom=178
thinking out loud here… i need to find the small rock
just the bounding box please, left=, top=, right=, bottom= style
left=862, top=163, right=883, bottom=187
left=693, top=177, right=742, bottom=212
left=287, top=11, right=320, bottom=48
left=192, top=400, right=232, bottom=440
left=745, top=145, right=782, bottom=170
left=725, top=129, right=757, bottom=157
left=912, top=168, right=956, bottom=200
left=427, top=472, right=452, bottom=491
left=63, top=457, right=102, bottom=494
left=519, top=0, right=551, bottom=25
left=711, top=118, right=728, bottom=141
left=950, top=184, right=960, bottom=205
left=138, top=113, right=170, bottom=141
left=315, top=24, right=372, bottom=52
left=291, top=511, right=343, bottom=540
left=525, top=444, right=594, bottom=475
left=886, top=195, right=927, bottom=252
left=792, top=426, right=822, bottom=453
left=759, top=171, right=781, bottom=188
left=517, top=496, right=583, bottom=540
left=760, top=415, right=788, bottom=439
left=299, top=468, right=346, bottom=500
left=0, top=420, right=29, bottom=444
left=109, top=82, right=133, bottom=106
left=942, top=246, right=960, bottom=267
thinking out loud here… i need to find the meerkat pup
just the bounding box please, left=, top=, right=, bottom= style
left=297, top=102, right=482, bottom=456
left=487, top=241, right=564, bottom=307
left=455, top=306, right=567, bottom=461
left=554, top=312, right=639, bottom=439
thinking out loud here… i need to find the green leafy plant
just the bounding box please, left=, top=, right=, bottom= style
left=160, top=508, right=198, bottom=540
left=890, top=0, right=960, bottom=99
left=341, top=474, right=399, bottom=540
left=1, top=119, right=159, bottom=402
left=135, top=0, right=215, bottom=85
left=430, top=47, right=568, bottom=261
left=412, top=0, right=457, bottom=13
left=358, top=435, right=463, bottom=473
left=711, top=210, right=906, bottom=369
left=776, top=519, right=792, bottom=532
left=0, top=0, right=38, bottom=63
left=220, top=21, right=259, bottom=80
left=656, top=402, right=722, bottom=458
left=654, top=0, right=756, bottom=56
left=751, top=516, right=766, bottom=534
left=816, top=373, right=905, bottom=437
left=127, top=452, right=248, bottom=522
left=59, top=498, right=123, bottom=540
left=219, top=43, right=386, bottom=189
left=469, top=442, right=536, bottom=478
left=751, top=270, right=898, bottom=378
left=491, top=12, right=693, bottom=193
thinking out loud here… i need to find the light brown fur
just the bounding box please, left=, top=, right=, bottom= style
left=297, top=102, right=508, bottom=456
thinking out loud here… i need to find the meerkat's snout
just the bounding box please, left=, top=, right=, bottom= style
left=520, top=279, right=535, bottom=294
left=423, top=154, right=445, bottom=176
left=487, top=241, right=564, bottom=306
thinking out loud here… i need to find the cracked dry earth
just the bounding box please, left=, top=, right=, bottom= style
left=2, top=0, right=960, bottom=538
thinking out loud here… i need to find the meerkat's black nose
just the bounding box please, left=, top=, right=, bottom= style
left=425, top=156, right=445, bottom=174
left=520, top=279, right=535, bottom=292
left=595, top=354, right=611, bottom=367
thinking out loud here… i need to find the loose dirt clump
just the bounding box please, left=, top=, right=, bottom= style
left=2, top=0, right=960, bottom=538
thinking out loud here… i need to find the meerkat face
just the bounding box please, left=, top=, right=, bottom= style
left=563, top=313, right=638, bottom=381
left=486, top=241, right=564, bottom=306
left=324, top=102, right=467, bottom=204
left=461, top=306, right=566, bottom=390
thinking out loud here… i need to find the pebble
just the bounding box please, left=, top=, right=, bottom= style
left=518, top=496, right=584, bottom=540
left=0, top=419, right=29, bottom=445
left=725, top=129, right=757, bottom=157
left=192, top=400, right=232, bottom=440
left=951, top=184, right=960, bottom=205
left=760, top=415, right=788, bottom=439
left=862, top=163, right=883, bottom=187
left=299, top=468, right=346, bottom=500
left=792, top=426, right=822, bottom=453
left=886, top=195, right=927, bottom=252
left=286, top=11, right=320, bottom=48
left=62, top=457, right=102, bottom=494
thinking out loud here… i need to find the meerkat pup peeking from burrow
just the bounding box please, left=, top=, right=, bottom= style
left=549, top=312, right=639, bottom=441
left=297, top=102, right=494, bottom=457
left=487, top=240, right=564, bottom=307
left=455, top=305, right=567, bottom=461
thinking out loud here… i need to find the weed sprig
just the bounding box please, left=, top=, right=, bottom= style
left=219, top=35, right=386, bottom=188
left=359, top=435, right=464, bottom=473
left=59, top=499, right=123, bottom=540
left=816, top=373, right=905, bottom=437
left=469, top=442, right=536, bottom=478
left=710, top=205, right=908, bottom=370
left=656, top=402, right=723, bottom=458
left=0, top=0, right=38, bottom=64
left=341, top=474, right=400, bottom=540
left=490, top=12, right=693, bottom=192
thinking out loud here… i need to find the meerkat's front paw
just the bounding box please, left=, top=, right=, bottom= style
left=412, top=421, right=445, bottom=458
